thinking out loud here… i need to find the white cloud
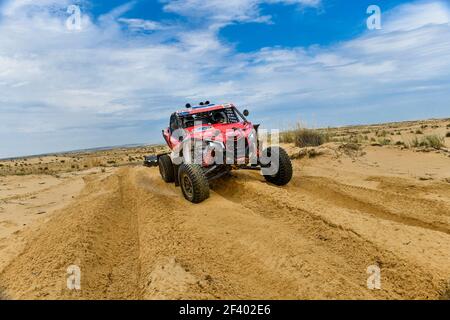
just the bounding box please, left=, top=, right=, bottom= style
left=162, top=0, right=320, bottom=26
left=0, top=0, right=450, bottom=158
left=118, top=18, right=165, bottom=31
left=383, top=0, right=450, bottom=32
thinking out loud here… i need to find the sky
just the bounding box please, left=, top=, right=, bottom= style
left=0, top=0, right=449, bottom=158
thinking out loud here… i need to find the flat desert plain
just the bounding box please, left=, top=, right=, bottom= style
left=0, top=118, right=449, bottom=299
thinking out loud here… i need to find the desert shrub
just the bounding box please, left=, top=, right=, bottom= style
left=340, top=134, right=362, bottom=144
left=446, top=132, right=450, bottom=137
left=409, top=136, right=420, bottom=148
left=279, top=131, right=295, bottom=143
left=87, top=158, right=104, bottom=167
left=340, top=143, right=361, bottom=151
left=422, top=135, right=445, bottom=149
left=395, top=141, right=405, bottom=146
left=376, top=130, right=388, bottom=137
left=409, top=135, right=445, bottom=149
left=378, top=138, right=391, bottom=145
left=280, top=128, right=306, bottom=144
left=293, top=128, right=330, bottom=147
left=415, top=129, right=423, bottom=134
left=440, top=283, right=450, bottom=300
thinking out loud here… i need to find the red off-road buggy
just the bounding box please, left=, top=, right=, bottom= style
left=145, top=102, right=292, bottom=203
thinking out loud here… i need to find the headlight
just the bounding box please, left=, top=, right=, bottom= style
left=205, top=140, right=224, bottom=148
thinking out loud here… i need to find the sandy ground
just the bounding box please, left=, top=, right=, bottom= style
left=0, top=120, right=449, bottom=300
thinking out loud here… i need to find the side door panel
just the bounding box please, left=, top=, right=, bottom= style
left=162, top=128, right=172, bottom=148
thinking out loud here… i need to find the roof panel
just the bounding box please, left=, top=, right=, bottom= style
left=176, top=103, right=233, bottom=115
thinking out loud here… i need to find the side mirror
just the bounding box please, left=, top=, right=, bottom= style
left=243, top=109, right=250, bottom=117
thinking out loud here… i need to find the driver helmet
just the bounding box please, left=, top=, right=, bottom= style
left=213, top=112, right=226, bottom=123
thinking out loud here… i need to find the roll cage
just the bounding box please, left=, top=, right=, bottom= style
left=168, top=106, right=248, bottom=132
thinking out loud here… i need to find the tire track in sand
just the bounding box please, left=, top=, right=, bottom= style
left=0, top=171, right=141, bottom=299
left=296, top=176, right=450, bottom=235
left=0, top=165, right=449, bottom=299
left=210, top=169, right=450, bottom=299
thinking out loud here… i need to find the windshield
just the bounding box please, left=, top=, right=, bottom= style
left=179, top=107, right=241, bottom=128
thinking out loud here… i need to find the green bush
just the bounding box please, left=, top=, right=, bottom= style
left=422, top=135, right=445, bottom=149
left=378, top=138, right=391, bottom=146
left=409, top=136, right=420, bottom=148
left=376, top=130, right=388, bottom=137
left=409, top=135, right=445, bottom=149
left=280, top=125, right=331, bottom=147
left=293, top=128, right=329, bottom=147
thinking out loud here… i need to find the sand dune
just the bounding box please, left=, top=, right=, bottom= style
left=0, top=134, right=449, bottom=299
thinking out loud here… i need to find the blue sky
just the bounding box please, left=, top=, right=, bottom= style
left=224, top=0, right=410, bottom=50
left=0, top=0, right=450, bottom=158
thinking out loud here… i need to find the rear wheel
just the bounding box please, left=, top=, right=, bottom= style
left=178, top=164, right=210, bottom=203
left=159, top=155, right=175, bottom=183
left=263, top=146, right=293, bottom=186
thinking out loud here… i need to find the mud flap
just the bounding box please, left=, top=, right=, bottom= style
left=174, top=164, right=180, bottom=186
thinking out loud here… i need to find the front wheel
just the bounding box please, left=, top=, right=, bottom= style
left=262, top=146, right=293, bottom=186
left=178, top=164, right=210, bottom=203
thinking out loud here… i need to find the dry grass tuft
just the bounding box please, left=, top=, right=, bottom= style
left=440, top=282, right=450, bottom=300
left=281, top=126, right=330, bottom=148
left=409, top=135, right=445, bottom=149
